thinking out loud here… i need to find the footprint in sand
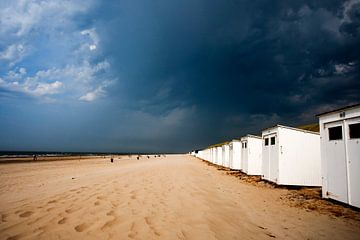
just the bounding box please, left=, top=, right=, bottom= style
left=94, top=201, right=100, bottom=206
left=106, top=210, right=115, bottom=216
left=130, top=190, right=137, bottom=200
left=144, top=216, right=161, bottom=236
left=46, top=207, right=55, bottom=212
left=19, top=211, right=33, bottom=218
left=128, top=222, right=137, bottom=239
left=74, top=223, right=89, bottom=232
left=65, top=208, right=77, bottom=214
left=97, top=196, right=106, bottom=200
left=1, top=213, right=8, bottom=222
left=111, top=201, right=119, bottom=208
left=6, top=234, right=22, bottom=240
left=58, top=217, right=67, bottom=224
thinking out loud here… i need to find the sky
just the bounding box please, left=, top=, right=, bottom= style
left=0, top=0, right=359, bottom=153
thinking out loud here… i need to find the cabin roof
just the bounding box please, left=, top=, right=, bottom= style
left=316, top=103, right=360, bottom=117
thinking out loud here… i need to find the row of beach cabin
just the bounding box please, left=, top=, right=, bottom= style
left=191, top=104, right=360, bottom=208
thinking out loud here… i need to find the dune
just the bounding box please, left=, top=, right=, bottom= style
left=0, top=155, right=359, bottom=240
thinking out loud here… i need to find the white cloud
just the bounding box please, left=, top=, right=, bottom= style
left=30, top=81, right=63, bottom=96
left=79, top=86, right=105, bottom=102
left=0, top=0, right=115, bottom=103
left=0, top=60, right=113, bottom=100
left=0, top=0, right=93, bottom=37
left=0, top=67, right=63, bottom=97
left=89, top=45, right=97, bottom=51
left=81, top=28, right=100, bottom=51
left=334, top=63, right=354, bottom=74
left=0, top=43, right=28, bottom=66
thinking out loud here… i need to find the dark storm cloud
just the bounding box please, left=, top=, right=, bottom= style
left=95, top=0, right=359, bottom=149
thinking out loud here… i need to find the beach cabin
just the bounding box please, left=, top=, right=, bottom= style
left=229, top=140, right=242, bottom=170
left=212, top=147, right=217, bottom=164
left=261, top=125, right=321, bottom=186
left=210, top=147, right=216, bottom=164
left=209, top=148, right=214, bottom=163
left=241, top=135, right=262, bottom=175
left=216, top=146, right=223, bottom=166
left=317, top=104, right=360, bottom=208
left=205, top=148, right=211, bottom=162
left=222, top=144, right=230, bottom=167
left=196, top=150, right=203, bottom=159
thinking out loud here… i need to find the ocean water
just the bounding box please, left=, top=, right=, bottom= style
left=0, top=151, right=123, bottom=158
left=0, top=151, right=157, bottom=158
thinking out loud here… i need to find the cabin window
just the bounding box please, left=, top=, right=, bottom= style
left=264, top=138, right=269, bottom=146
left=245, top=142, right=247, bottom=148
left=328, top=126, right=342, bottom=140
left=349, top=123, right=360, bottom=139
left=270, top=137, right=276, bottom=145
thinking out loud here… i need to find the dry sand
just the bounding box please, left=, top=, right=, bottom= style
left=0, top=155, right=359, bottom=240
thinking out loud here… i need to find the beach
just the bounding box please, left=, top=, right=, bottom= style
left=0, top=155, right=359, bottom=240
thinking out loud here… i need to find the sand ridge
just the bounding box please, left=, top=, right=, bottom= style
left=0, top=155, right=359, bottom=239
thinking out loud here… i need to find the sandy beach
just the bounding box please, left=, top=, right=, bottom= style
left=0, top=155, right=359, bottom=240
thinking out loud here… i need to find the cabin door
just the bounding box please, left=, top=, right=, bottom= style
left=229, top=144, right=233, bottom=169
left=346, top=117, right=360, bottom=208
left=262, top=137, right=270, bottom=180
left=268, top=134, right=278, bottom=183
left=324, top=121, right=348, bottom=203
left=242, top=141, right=248, bottom=172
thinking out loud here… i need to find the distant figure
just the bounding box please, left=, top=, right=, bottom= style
left=111, top=157, right=113, bottom=163
left=137, top=156, right=139, bottom=160
left=33, top=155, right=37, bottom=161
left=147, top=155, right=150, bottom=159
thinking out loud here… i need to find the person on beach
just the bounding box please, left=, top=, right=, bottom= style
left=33, top=155, right=37, bottom=161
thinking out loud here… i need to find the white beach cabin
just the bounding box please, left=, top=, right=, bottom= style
left=216, top=146, right=223, bottom=166
left=222, top=143, right=230, bottom=167
left=229, top=140, right=242, bottom=170
left=317, top=104, right=360, bottom=208
left=261, top=125, right=321, bottom=186
left=206, top=148, right=212, bottom=162
left=210, top=147, right=215, bottom=164
left=241, top=135, right=262, bottom=175
left=211, top=147, right=217, bottom=164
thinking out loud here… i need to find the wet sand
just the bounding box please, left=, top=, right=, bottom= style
left=0, top=155, right=359, bottom=239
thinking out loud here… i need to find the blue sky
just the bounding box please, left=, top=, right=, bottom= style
left=0, top=0, right=359, bottom=153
